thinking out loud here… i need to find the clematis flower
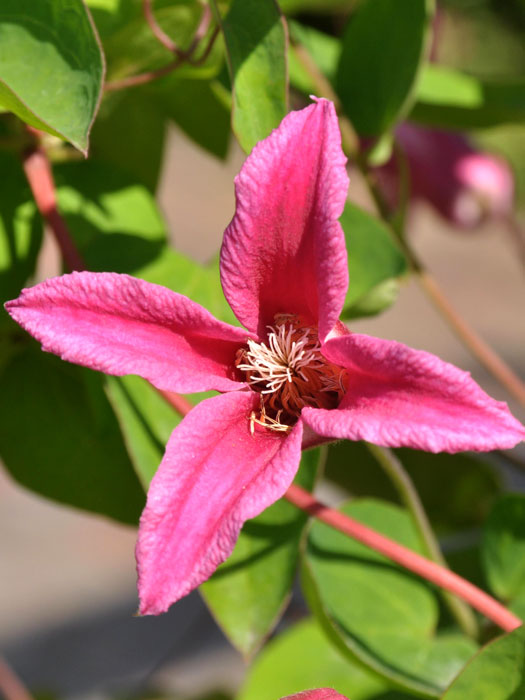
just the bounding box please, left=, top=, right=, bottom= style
left=5, top=99, right=524, bottom=616
left=281, top=690, right=349, bottom=700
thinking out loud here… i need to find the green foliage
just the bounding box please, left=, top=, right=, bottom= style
left=482, top=494, right=525, bottom=603
left=304, top=499, right=478, bottom=697
left=0, top=152, right=41, bottom=324
left=441, top=625, right=525, bottom=699
left=0, top=344, right=145, bottom=524
left=214, top=0, right=288, bottom=152
left=340, top=203, right=408, bottom=319
left=411, top=65, right=525, bottom=129
left=0, top=0, right=104, bottom=153
left=239, top=618, right=411, bottom=700
left=201, top=448, right=321, bottom=658
left=336, top=0, right=434, bottom=136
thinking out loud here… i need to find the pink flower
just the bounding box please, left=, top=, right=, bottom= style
left=281, top=690, right=349, bottom=700
left=376, top=123, right=514, bottom=228
left=5, top=99, right=524, bottom=615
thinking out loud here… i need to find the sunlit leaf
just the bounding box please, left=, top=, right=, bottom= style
left=0, top=0, right=104, bottom=153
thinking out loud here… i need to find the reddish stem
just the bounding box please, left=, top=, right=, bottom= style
left=0, top=658, right=34, bottom=700
left=157, top=388, right=194, bottom=416
left=22, top=142, right=85, bottom=272
left=284, top=483, right=522, bottom=633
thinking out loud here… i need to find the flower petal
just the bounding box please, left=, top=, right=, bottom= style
left=5, top=271, right=252, bottom=394
left=220, top=98, right=349, bottom=341
left=302, top=334, right=525, bottom=453
left=281, top=690, right=349, bottom=700
left=136, top=391, right=303, bottom=614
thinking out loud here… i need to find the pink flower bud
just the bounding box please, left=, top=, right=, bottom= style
left=375, top=123, right=514, bottom=228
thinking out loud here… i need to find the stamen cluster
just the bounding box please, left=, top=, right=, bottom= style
left=236, top=314, right=347, bottom=433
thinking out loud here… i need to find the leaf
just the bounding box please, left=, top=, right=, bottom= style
left=335, top=0, right=434, bottom=137
left=304, top=499, right=477, bottom=697
left=0, top=344, right=145, bottom=525
left=324, top=441, right=501, bottom=533
left=340, top=203, right=407, bottom=319
left=0, top=0, right=104, bottom=153
left=410, top=65, right=525, bottom=130
left=482, top=494, right=525, bottom=602
left=441, top=625, right=525, bottom=700
left=238, top=618, right=411, bottom=700
left=89, top=89, right=167, bottom=191
left=152, top=75, right=231, bottom=159
left=215, top=0, right=288, bottom=153
left=200, top=448, right=322, bottom=659
left=0, top=152, right=41, bottom=321
left=101, top=0, right=207, bottom=82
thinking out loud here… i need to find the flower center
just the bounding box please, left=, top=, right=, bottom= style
left=236, top=314, right=347, bottom=433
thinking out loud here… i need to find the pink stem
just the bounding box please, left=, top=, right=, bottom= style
left=284, top=483, right=522, bottom=633
left=22, top=142, right=85, bottom=272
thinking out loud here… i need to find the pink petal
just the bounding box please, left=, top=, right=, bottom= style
left=6, top=272, right=252, bottom=394
left=136, top=391, right=303, bottom=614
left=220, top=98, right=349, bottom=341
left=281, top=691, right=349, bottom=700
left=302, top=334, right=525, bottom=453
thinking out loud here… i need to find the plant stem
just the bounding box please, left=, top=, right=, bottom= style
left=22, top=139, right=85, bottom=272
left=367, top=443, right=479, bottom=638
left=292, top=39, right=525, bottom=410
left=284, top=483, right=522, bottom=633
left=0, top=658, right=34, bottom=700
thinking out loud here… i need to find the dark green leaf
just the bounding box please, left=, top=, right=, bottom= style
left=239, top=618, right=411, bottom=700
left=215, top=0, right=288, bottom=153
left=0, top=0, right=104, bottom=153
left=410, top=65, right=525, bottom=130
left=0, top=152, right=41, bottom=322
left=482, top=494, right=525, bottom=602
left=324, top=441, right=500, bottom=533
left=0, top=344, right=145, bottom=524
left=201, top=448, right=322, bottom=658
left=441, top=625, right=525, bottom=700
left=336, top=0, right=434, bottom=136
left=90, top=89, right=167, bottom=191
left=340, top=203, right=407, bottom=319
left=304, top=499, right=477, bottom=697
left=152, top=76, right=231, bottom=159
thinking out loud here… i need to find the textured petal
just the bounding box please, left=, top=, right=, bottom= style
left=302, top=334, right=525, bottom=453
left=220, top=98, right=349, bottom=341
left=5, top=272, right=252, bottom=394
left=281, top=691, right=349, bottom=700
left=136, top=391, right=303, bottom=614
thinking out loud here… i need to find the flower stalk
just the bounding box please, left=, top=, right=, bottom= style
left=367, top=443, right=479, bottom=639
left=284, top=483, right=522, bottom=633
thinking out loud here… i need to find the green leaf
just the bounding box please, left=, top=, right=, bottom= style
left=0, top=152, right=41, bottom=320
left=410, top=65, right=525, bottom=130
left=152, top=76, right=231, bottom=159
left=215, top=0, right=288, bottom=153
left=0, top=344, right=145, bottom=525
left=304, top=499, right=478, bottom=697
left=54, top=160, right=237, bottom=324
left=335, top=0, right=434, bottom=136
left=90, top=89, right=167, bottom=191
left=0, top=0, right=104, bottom=153
left=201, top=448, right=322, bottom=658
left=340, top=202, right=407, bottom=319
left=482, top=494, right=525, bottom=602
left=105, top=375, right=181, bottom=489
left=239, top=618, right=411, bottom=700
left=324, top=441, right=500, bottom=533
left=288, top=21, right=341, bottom=95
left=441, top=625, right=525, bottom=700
left=101, top=0, right=208, bottom=82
